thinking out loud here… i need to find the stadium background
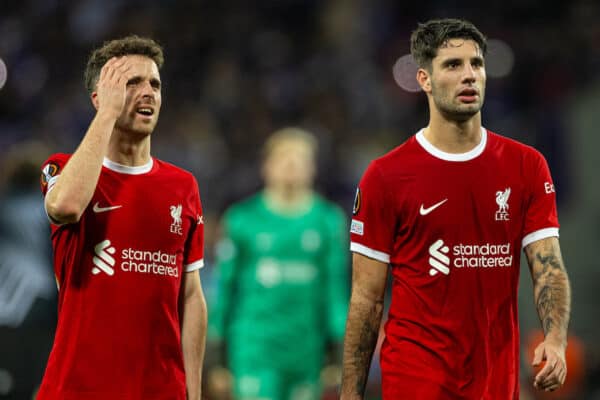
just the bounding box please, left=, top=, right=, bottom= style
left=0, top=0, right=599, bottom=398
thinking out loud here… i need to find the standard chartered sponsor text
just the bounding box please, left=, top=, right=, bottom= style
left=121, top=248, right=179, bottom=277
left=452, top=243, right=512, bottom=269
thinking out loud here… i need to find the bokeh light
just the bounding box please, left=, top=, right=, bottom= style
left=0, top=58, right=7, bottom=91
left=392, top=54, right=421, bottom=93
left=486, top=39, right=515, bottom=78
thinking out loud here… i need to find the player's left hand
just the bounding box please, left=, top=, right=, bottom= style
left=532, top=338, right=567, bottom=392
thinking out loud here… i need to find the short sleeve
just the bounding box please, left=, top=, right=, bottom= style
left=522, top=150, right=559, bottom=248
left=350, top=161, right=395, bottom=263
left=40, top=153, right=70, bottom=196
left=184, top=178, right=205, bottom=272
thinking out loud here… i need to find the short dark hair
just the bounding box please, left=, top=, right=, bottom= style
left=410, top=18, right=487, bottom=70
left=84, top=35, right=164, bottom=94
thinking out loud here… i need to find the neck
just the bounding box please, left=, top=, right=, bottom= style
left=107, top=130, right=152, bottom=166
left=424, top=108, right=482, bottom=153
left=263, top=186, right=313, bottom=214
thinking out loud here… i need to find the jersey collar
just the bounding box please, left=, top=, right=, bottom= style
left=415, top=127, right=487, bottom=162
left=102, top=157, right=154, bottom=175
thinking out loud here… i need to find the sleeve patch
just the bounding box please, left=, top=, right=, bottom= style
left=41, top=162, right=60, bottom=189
left=350, top=219, right=364, bottom=235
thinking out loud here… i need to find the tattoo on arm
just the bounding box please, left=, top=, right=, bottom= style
left=525, top=238, right=571, bottom=340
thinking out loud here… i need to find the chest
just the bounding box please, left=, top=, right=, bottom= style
left=85, top=173, right=194, bottom=251
left=240, top=215, right=324, bottom=259
left=395, top=160, right=528, bottom=240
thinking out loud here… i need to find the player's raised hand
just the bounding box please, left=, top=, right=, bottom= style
left=532, top=338, right=567, bottom=392
left=95, top=56, right=132, bottom=119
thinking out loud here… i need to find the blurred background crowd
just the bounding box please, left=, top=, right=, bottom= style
left=1, top=0, right=600, bottom=399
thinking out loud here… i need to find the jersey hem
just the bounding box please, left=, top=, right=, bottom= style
left=522, top=227, right=559, bottom=248
left=185, top=259, right=204, bottom=272
left=350, top=242, right=390, bottom=263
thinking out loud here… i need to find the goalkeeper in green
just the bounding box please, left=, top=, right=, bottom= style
left=207, top=127, right=349, bottom=400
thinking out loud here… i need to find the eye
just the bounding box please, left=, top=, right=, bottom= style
left=127, top=77, right=142, bottom=87
left=471, top=58, right=484, bottom=69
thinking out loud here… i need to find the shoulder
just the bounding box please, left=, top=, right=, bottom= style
left=42, top=153, right=71, bottom=169
left=153, top=158, right=198, bottom=184
left=220, top=194, right=262, bottom=233
left=487, top=130, right=548, bottom=164
left=40, top=153, right=71, bottom=192
left=357, top=135, right=417, bottom=188
left=223, top=193, right=262, bottom=219
left=374, top=135, right=418, bottom=166
left=312, top=194, right=346, bottom=219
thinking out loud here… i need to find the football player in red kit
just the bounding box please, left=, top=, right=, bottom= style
left=38, top=36, right=207, bottom=400
left=340, top=19, right=571, bottom=399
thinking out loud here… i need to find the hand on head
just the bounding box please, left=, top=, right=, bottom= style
left=95, top=56, right=133, bottom=119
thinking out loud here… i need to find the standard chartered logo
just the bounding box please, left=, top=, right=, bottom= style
left=428, top=239, right=513, bottom=277
left=93, top=240, right=116, bottom=275
left=92, top=239, right=179, bottom=278
left=429, top=239, right=450, bottom=276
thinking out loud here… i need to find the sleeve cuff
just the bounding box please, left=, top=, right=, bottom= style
left=522, top=227, right=559, bottom=248
left=185, top=259, right=204, bottom=272
left=350, top=242, right=390, bottom=263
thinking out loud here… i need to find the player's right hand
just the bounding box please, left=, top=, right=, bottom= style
left=95, top=56, right=132, bottom=119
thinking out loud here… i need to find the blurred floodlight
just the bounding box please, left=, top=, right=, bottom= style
left=0, top=58, right=7, bottom=91
left=393, top=54, right=421, bottom=92
left=486, top=39, right=514, bottom=78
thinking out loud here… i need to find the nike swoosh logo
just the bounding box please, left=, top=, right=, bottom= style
left=93, top=202, right=122, bottom=213
left=419, top=198, right=448, bottom=216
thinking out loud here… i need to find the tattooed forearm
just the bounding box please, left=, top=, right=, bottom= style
left=341, top=293, right=384, bottom=397
left=525, top=237, right=571, bottom=342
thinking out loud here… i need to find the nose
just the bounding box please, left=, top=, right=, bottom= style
left=139, top=80, right=155, bottom=98
left=462, top=64, right=476, bottom=83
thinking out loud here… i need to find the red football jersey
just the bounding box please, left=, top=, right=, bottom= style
left=350, top=129, right=559, bottom=399
left=38, top=154, right=204, bottom=400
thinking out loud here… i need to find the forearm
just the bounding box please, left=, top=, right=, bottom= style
left=182, top=293, right=207, bottom=400
left=526, top=237, right=571, bottom=345
left=46, top=112, right=116, bottom=222
left=340, top=291, right=384, bottom=398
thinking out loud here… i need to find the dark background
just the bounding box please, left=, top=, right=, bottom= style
left=1, top=0, right=599, bottom=398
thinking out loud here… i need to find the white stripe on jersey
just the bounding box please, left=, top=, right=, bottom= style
left=350, top=242, right=390, bottom=263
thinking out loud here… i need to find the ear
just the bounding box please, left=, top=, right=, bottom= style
left=416, top=68, right=432, bottom=93
left=91, top=92, right=100, bottom=110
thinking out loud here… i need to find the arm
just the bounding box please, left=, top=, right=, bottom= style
left=524, top=236, right=571, bottom=392
left=45, top=57, right=132, bottom=224
left=340, top=253, right=388, bottom=399
left=181, top=269, right=207, bottom=400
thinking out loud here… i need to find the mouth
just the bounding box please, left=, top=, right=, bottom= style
left=457, top=88, right=478, bottom=103
left=136, top=106, right=155, bottom=117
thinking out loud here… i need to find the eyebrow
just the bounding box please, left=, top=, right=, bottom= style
left=126, top=76, right=162, bottom=87
left=441, top=58, right=462, bottom=66
left=440, top=55, right=484, bottom=66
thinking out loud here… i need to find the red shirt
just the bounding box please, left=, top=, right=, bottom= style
left=38, top=154, right=204, bottom=400
left=350, top=129, right=559, bottom=399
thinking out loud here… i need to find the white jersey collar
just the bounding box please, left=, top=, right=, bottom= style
left=103, top=157, right=154, bottom=175
left=415, top=127, right=487, bottom=162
